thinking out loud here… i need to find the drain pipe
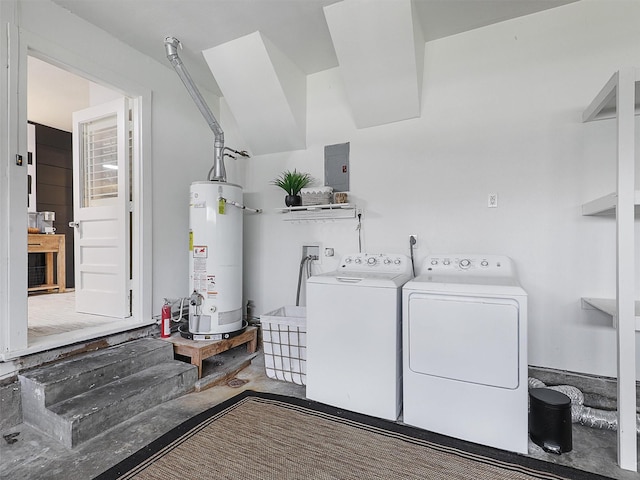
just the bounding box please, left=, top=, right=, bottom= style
left=164, top=36, right=226, bottom=182
left=296, top=255, right=314, bottom=306
left=529, top=377, right=640, bottom=433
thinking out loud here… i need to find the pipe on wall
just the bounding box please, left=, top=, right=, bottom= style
left=164, top=36, right=226, bottom=182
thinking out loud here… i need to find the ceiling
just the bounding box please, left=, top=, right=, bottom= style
left=49, top=0, right=578, bottom=96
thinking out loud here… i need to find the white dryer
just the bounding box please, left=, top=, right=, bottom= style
left=402, top=255, right=528, bottom=454
left=306, top=253, right=413, bottom=421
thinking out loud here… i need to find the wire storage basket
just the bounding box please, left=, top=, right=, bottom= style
left=260, top=306, right=306, bottom=385
left=28, top=265, right=46, bottom=288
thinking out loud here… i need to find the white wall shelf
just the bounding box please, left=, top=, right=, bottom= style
left=583, top=72, right=640, bottom=121
left=581, top=67, right=639, bottom=472
left=581, top=191, right=640, bottom=216
left=581, top=297, right=640, bottom=330
left=277, top=203, right=357, bottom=221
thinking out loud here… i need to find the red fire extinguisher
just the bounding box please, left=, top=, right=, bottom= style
left=161, top=300, right=171, bottom=338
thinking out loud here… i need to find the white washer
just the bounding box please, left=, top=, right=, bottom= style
left=402, top=254, right=528, bottom=454
left=306, top=253, right=413, bottom=421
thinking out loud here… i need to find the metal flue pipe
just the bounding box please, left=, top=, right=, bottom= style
left=164, top=36, right=226, bottom=182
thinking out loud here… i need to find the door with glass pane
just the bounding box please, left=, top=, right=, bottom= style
left=71, top=98, right=130, bottom=318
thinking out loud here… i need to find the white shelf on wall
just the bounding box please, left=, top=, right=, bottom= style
left=581, top=191, right=640, bottom=216
left=277, top=203, right=357, bottom=221
left=582, top=72, right=640, bottom=121
left=581, top=67, right=640, bottom=472
left=581, top=297, right=640, bottom=330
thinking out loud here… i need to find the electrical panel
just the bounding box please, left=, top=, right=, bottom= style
left=324, top=142, right=349, bottom=192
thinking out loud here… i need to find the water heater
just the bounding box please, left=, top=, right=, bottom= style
left=188, top=181, right=243, bottom=335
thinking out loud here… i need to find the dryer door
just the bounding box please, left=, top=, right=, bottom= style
left=407, top=293, right=520, bottom=389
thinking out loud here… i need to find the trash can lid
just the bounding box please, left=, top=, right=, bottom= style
left=529, top=387, right=571, bottom=407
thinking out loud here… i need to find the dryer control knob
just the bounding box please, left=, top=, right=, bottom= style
left=355, top=258, right=362, bottom=264
left=459, top=259, right=471, bottom=269
left=345, top=257, right=352, bottom=263
left=431, top=260, right=438, bottom=265
left=443, top=260, right=450, bottom=266
left=481, top=260, right=489, bottom=267
left=384, top=258, right=391, bottom=265
left=367, top=257, right=377, bottom=265
left=394, top=258, right=401, bottom=265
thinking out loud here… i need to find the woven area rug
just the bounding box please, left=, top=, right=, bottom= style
left=95, top=390, right=609, bottom=480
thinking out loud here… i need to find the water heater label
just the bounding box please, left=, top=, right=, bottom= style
left=194, top=258, right=206, bottom=271
left=193, top=272, right=206, bottom=293
left=193, top=246, right=208, bottom=258
left=193, top=248, right=208, bottom=293
left=207, top=275, right=217, bottom=298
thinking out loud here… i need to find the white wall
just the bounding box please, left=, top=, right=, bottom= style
left=4, top=0, right=640, bottom=379
left=1, top=0, right=225, bottom=342
left=239, top=0, right=640, bottom=379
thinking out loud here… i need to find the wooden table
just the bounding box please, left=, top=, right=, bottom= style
left=28, top=234, right=66, bottom=293
left=164, top=326, right=258, bottom=378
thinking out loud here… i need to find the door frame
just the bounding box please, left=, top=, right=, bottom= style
left=0, top=25, right=152, bottom=360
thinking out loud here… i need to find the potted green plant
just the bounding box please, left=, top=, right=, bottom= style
left=271, top=169, right=313, bottom=207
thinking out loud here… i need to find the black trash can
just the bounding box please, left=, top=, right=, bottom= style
left=529, top=387, right=572, bottom=454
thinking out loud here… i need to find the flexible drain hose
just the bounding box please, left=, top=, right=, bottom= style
left=529, top=377, right=640, bottom=433
left=296, top=255, right=314, bottom=306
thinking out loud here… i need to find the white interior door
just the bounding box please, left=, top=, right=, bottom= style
left=72, top=98, right=130, bottom=318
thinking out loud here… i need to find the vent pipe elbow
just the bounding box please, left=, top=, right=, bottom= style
left=164, top=36, right=181, bottom=63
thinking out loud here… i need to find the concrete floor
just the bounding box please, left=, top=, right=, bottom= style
left=1, top=353, right=640, bottom=480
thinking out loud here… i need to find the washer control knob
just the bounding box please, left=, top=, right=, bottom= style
left=430, top=260, right=438, bottom=265
left=367, top=257, right=377, bottom=265
left=459, top=259, right=471, bottom=269
left=443, top=260, right=450, bottom=266
left=355, top=258, right=362, bottom=264
left=384, top=258, right=391, bottom=265
left=481, top=260, right=489, bottom=267
left=345, top=257, right=352, bottom=264
left=394, top=258, right=401, bottom=265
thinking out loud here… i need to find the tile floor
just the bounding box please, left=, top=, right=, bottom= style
left=28, top=291, right=106, bottom=339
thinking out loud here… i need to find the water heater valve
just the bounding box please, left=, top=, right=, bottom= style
left=189, top=291, right=203, bottom=312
